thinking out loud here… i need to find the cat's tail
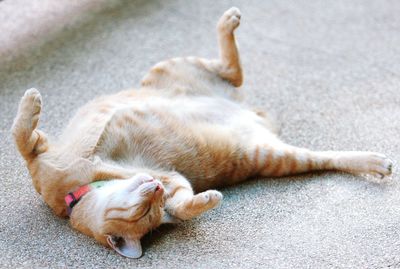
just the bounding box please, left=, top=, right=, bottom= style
left=12, top=88, right=49, bottom=161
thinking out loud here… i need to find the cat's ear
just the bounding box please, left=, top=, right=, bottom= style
left=106, top=235, right=142, bottom=259
left=162, top=211, right=182, bottom=224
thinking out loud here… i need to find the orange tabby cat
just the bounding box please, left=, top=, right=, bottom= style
left=12, top=7, right=393, bottom=258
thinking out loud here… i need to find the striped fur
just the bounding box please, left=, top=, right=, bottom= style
left=12, top=7, right=393, bottom=258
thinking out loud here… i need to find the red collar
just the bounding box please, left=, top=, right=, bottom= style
left=65, top=181, right=107, bottom=215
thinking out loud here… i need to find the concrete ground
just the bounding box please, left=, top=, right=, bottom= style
left=1, top=0, right=400, bottom=268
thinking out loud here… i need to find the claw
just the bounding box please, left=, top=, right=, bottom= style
left=387, top=163, right=393, bottom=174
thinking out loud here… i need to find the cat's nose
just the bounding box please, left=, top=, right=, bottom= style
left=153, top=183, right=164, bottom=200
left=140, top=180, right=162, bottom=194
left=155, top=183, right=163, bottom=193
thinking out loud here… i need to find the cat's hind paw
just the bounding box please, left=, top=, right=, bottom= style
left=338, top=152, right=394, bottom=178
left=363, top=153, right=393, bottom=178
left=218, top=7, right=241, bottom=34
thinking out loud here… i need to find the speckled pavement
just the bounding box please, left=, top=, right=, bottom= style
left=1, top=0, right=399, bottom=268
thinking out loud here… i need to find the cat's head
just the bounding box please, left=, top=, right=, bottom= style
left=71, top=173, right=167, bottom=258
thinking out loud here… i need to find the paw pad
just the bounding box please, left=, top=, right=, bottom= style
left=218, top=7, right=242, bottom=33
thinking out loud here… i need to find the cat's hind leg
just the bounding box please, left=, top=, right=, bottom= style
left=141, top=7, right=243, bottom=90
left=201, top=7, right=243, bottom=87
left=12, top=88, right=48, bottom=161
left=162, top=172, right=223, bottom=220
left=252, top=142, right=393, bottom=178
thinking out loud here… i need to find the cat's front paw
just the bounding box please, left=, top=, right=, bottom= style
left=194, top=190, right=223, bottom=210
left=22, top=88, right=42, bottom=112
left=13, top=88, right=42, bottom=134
left=218, top=7, right=241, bottom=34
left=19, top=88, right=42, bottom=126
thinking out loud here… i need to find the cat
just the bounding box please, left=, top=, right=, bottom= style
left=12, top=7, right=393, bottom=259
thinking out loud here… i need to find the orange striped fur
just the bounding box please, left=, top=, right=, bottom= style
left=12, top=7, right=392, bottom=258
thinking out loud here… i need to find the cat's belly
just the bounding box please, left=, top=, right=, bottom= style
left=92, top=95, right=272, bottom=188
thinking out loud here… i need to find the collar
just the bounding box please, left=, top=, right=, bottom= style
left=65, top=181, right=107, bottom=216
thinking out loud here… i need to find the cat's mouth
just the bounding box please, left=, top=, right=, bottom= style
left=127, top=177, right=160, bottom=192
left=150, top=182, right=164, bottom=198
left=136, top=180, right=164, bottom=199
left=153, top=184, right=164, bottom=200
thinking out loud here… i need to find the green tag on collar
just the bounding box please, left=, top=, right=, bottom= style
left=89, top=180, right=108, bottom=189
